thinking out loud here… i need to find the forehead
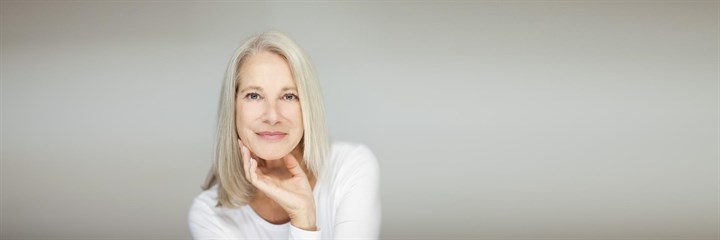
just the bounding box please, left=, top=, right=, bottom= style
left=238, top=51, right=296, bottom=90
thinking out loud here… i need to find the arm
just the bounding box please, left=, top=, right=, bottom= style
left=333, top=145, right=382, bottom=239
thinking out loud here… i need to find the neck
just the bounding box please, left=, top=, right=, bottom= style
left=262, top=147, right=304, bottom=170
left=248, top=146, right=317, bottom=224
left=250, top=192, right=291, bottom=224
left=254, top=146, right=312, bottom=175
left=250, top=146, right=316, bottom=188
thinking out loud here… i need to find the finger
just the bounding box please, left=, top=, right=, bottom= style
left=249, top=157, right=256, bottom=182
left=250, top=157, right=291, bottom=204
left=282, top=153, right=306, bottom=177
left=250, top=158, right=267, bottom=189
left=239, top=140, right=251, bottom=183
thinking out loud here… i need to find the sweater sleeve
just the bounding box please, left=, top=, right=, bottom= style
left=288, top=224, right=322, bottom=239
left=332, top=144, right=382, bottom=239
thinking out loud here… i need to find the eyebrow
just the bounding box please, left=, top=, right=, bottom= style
left=239, top=86, right=297, bottom=93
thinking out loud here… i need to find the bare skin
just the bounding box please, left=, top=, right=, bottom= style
left=240, top=139, right=317, bottom=230
left=235, top=51, right=317, bottom=231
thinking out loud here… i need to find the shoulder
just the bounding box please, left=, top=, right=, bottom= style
left=188, top=185, right=222, bottom=223
left=322, top=141, right=381, bottom=215
left=324, top=141, right=380, bottom=181
left=191, top=184, right=220, bottom=208
left=331, top=140, right=373, bottom=153
left=328, top=141, right=379, bottom=167
left=188, top=185, right=246, bottom=238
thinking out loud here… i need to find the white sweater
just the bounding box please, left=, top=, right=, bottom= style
left=188, top=141, right=381, bottom=239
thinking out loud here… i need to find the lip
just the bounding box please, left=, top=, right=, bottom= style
left=256, top=131, right=287, bottom=141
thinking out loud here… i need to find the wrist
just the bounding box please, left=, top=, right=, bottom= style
left=290, top=218, right=316, bottom=231
left=289, top=209, right=317, bottom=231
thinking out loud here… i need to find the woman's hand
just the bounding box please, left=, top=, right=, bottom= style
left=239, top=140, right=317, bottom=231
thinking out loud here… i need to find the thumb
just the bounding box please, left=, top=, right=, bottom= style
left=282, top=153, right=306, bottom=177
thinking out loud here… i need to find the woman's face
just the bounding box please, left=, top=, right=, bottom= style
left=236, top=51, right=303, bottom=161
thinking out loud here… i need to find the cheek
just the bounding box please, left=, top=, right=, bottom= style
left=280, top=104, right=303, bottom=126
left=235, top=103, right=261, bottom=130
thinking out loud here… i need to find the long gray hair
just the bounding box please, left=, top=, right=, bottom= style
left=202, top=31, right=329, bottom=208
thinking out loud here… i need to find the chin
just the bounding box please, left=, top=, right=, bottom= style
left=248, top=140, right=298, bottom=161
left=253, top=149, right=287, bottom=161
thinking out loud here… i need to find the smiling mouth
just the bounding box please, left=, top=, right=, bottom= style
left=256, top=131, right=287, bottom=141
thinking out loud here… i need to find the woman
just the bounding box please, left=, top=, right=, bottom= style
left=188, top=31, right=381, bottom=239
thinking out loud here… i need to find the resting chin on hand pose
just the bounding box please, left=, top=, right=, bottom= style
left=188, top=31, right=381, bottom=240
left=239, top=139, right=317, bottom=231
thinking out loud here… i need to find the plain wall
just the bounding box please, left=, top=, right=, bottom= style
left=1, top=1, right=718, bottom=239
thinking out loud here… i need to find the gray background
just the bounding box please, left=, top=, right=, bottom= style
left=1, top=1, right=718, bottom=239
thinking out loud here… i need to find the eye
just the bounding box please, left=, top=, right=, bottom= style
left=245, top=92, right=262, bottom=101
left=283, top=93, right=299, bottom=101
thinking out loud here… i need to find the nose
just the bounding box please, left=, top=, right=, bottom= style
left=262, top=100, right=281, bottom=125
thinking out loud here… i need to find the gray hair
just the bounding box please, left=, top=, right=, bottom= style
left=201, top=31, right=330, bottom=208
